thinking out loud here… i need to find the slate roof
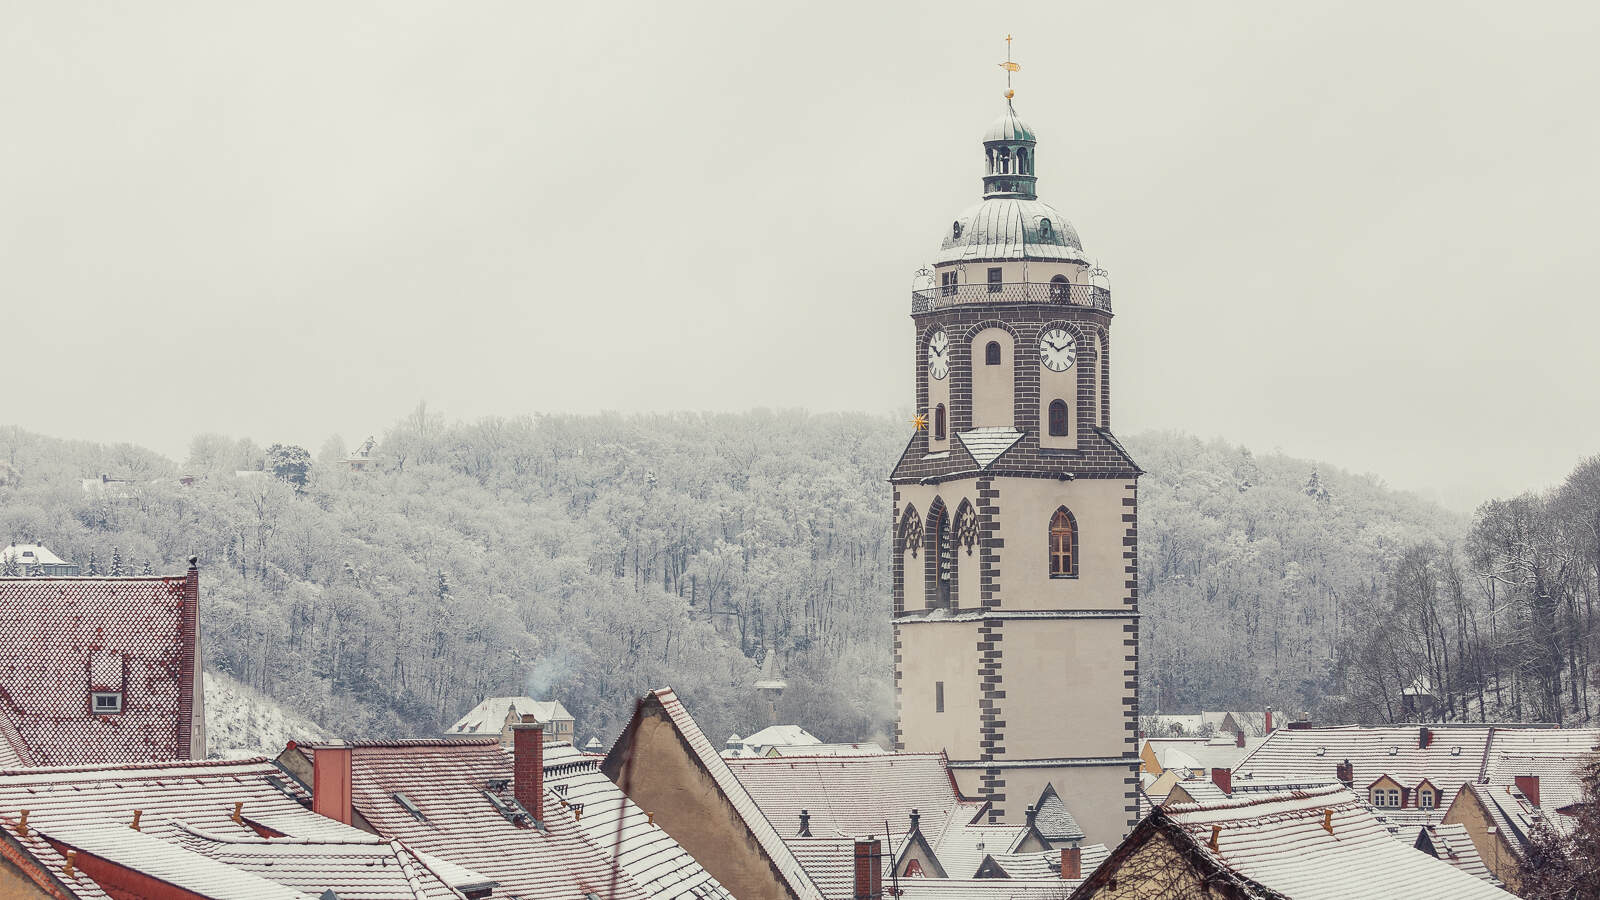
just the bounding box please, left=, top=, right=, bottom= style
left=890, top=423, right=1140, bottom=484
left=542, top=741, right=733, bottom=900
left=1414, top=822, right=1499, bottom=886
left=0, top=758, right=453, bottom=900
left=1155, top=786, right=1514, bottom=899
left=0, top=569, right=202, bottom=766
left=955, top=428, right=1025, bottom=471
left=286, top=739, right=655, bottom=900
left=641, top=689, right=825, bottom=900
left=1030, top=783, right=1084, bottom=842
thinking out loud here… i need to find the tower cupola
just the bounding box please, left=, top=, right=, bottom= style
left=982, top=101, right=1037, bottom=200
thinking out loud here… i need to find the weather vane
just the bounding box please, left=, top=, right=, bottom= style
left=998, top=34, right=1021, bottom=100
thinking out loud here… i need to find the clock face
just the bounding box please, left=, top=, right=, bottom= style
left=928, top=331, right=950, bottom=380
left=1040, top=329, right=1077, bottom=372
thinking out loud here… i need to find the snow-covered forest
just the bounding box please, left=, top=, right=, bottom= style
left=0, top=411, right=1594, bottom=747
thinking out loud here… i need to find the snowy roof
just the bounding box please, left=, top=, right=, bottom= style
left=768, top=742, right=886, bottom=758
left=1154, top=785, right=1515, bottom=899
left=741, top=724, right=821, bottom=748
left=0, top=758, right=406, bottom=900
left=41, top=822, right=312, bottom=900
left=0, top=569, right=201, bottom=766
left=634, top=688, right=825, bottom=900
left=726, top=752, right=964, bottom=840
left=1145, top=736, right=1265, bottom=773
left=542, top=741, right=734, bottom=900
left=1481, top=726, right=1599, bottom=810
left=286, top=738, right=666, bottom=900
left=1233, top=725, right=1512, bottom=815
left=1414, top=823, right=1499, bottom=886
left=936, top=198, right=1086, bottom=265
left=1, top=544, right=68, bottom=566
left=446, top=696, right=573, bottom=735
left=1031, top=782, right=1085, bottom=842
left=954, top=428, right=1025, bottom=471
left=982, top=843, right=1109, bottom=880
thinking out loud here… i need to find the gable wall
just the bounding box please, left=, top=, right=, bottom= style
left=616, top=708, right=800, bottom=900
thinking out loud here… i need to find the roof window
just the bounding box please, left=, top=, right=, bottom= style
left=91, top=692, right=123, bottom=715
left=1039, top=218, right=1053, bottom=238
left=952, top=221, right=963, bottom=239
left=393, top=791, right=427, bottom=822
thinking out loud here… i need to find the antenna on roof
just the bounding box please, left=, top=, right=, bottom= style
left=884, top=819, right=901, bottom=897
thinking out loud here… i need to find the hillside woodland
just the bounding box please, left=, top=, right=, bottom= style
left=0, top=412, right=1594, bottom=751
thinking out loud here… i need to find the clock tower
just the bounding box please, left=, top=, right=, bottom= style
left=891, top=77, right=1140, bottom=845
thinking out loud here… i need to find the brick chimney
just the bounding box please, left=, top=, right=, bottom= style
left=1418, top=727, right=1432, bottom=750
left=853, top=837, right=882, bottom=900
left=1235, top=729, right=1246, bottom=748
left=1060, top=846, right=1082, bottom=880
left=1335, top=759, right=1353, bottom=787
left=1211, top=767, right=1232, bottom=795
left=1024, top=804, right=1036, bottom=830
left=1515, top=775, right=1541, bottom=808
left=1264, top=706, right=1274, bottom=733
left=799, top=810, right=812, bottom=837
left=512, top=723, right=545, bottom=821
left=312, top=742, right=353, bottom=825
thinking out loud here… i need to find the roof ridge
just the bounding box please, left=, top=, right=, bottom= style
left=1163, top=784, right=1350, bottom=816
left=0, top=756, right=272, bottom=777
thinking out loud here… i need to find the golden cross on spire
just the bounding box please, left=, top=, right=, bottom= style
left=998, top=34, right=1021, bottom=100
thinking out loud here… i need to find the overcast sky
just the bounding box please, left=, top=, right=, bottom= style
left=3, top=2, right=1597, bottom=510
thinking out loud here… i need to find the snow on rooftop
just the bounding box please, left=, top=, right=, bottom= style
left=445, top=696, right=573, bottom=735
left=1161, top=785, right=1514, bottom=899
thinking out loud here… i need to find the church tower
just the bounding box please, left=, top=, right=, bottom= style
left=891, top=61, right=1140, bottom=845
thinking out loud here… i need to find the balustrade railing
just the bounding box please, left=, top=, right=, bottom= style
left=911, top=281, right=1112, bottom=314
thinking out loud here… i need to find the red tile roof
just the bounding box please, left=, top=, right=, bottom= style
left=541, top=742, right=733, bottom=900
left=288, top=738, right=653, bottom=900
left=0, top=567, right=203, bottom=766
left=0, top=758, right=408, bottom=900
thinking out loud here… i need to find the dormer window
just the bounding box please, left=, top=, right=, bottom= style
left=952, top=221, right=963, bottom=239
left=91, top=692, right=123, bottom=714
left=1039, top=218, right=1052, bottom=238
left=1419, top=789, right=1435, bottom=810
left=1371, top=788, right=1400, bottom=808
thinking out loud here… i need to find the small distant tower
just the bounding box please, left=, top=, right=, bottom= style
left=891, top=38, right=1141, bottom=846
left=753, top=651, right=787, bottom=725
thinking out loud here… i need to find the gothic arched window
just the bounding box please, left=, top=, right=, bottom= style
left=985, top=341, right=1001, bottom=366
left=934, top=404, right=947, bottom=441
left=1049, top=507, right=1077, bottom=578
left=1048, top=400, right=1069, bottom=436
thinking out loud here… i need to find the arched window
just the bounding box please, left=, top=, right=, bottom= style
left=1016, top=148, right=1030, bottom=174
left=1038, top=218, right=1052, bottom=239
left=935, top=510, right=952, bottom=606
left=1048, top=400, right=1069, bottom=436
left=1050, top=274, right=1070, bottom=302
left=1049, top=508, right=1077, bottom=578
left=985, top=341, right=1001, bottom=366
left=933, top=404, right=947, bottom=441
